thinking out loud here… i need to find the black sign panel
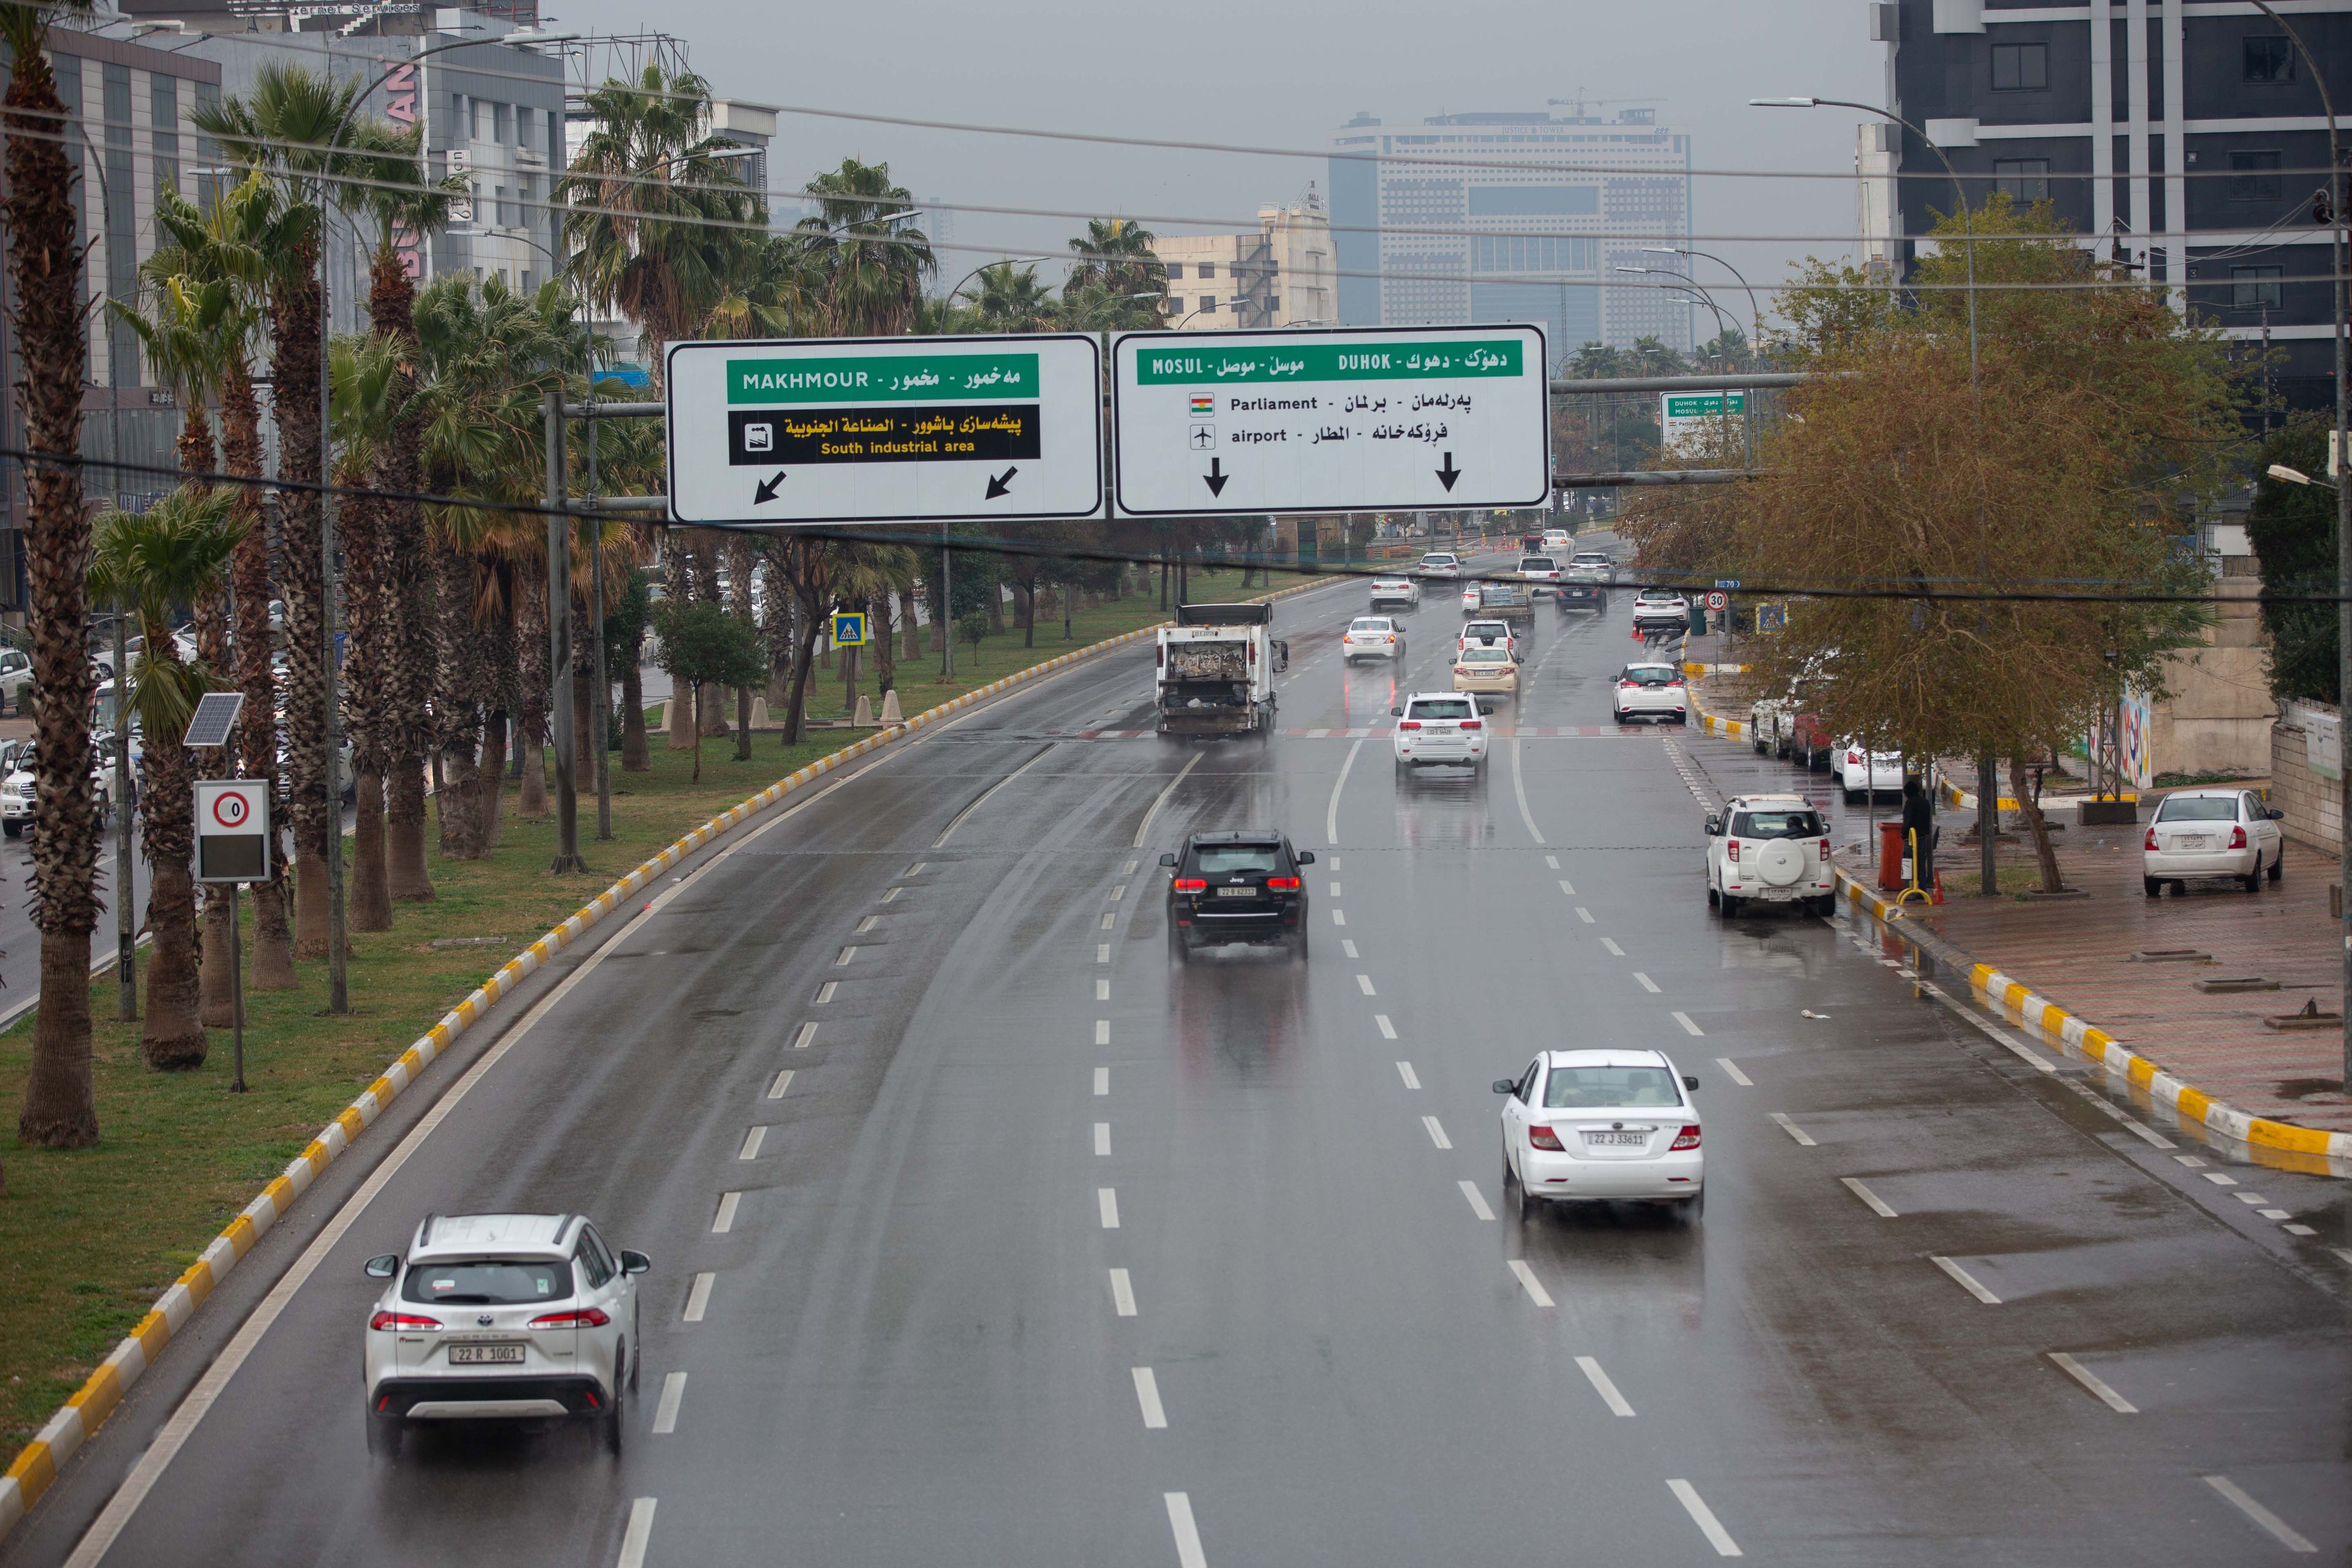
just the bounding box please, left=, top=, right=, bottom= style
left=199, top=834, right=266, bottom=881
left=728, top=405, right=1041, bottom=467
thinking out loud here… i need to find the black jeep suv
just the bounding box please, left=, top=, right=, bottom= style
left=1161, top=831, right=1314, bottom=963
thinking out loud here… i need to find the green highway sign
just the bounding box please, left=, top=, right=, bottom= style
left=1660, top=390, right=1747, bottom=448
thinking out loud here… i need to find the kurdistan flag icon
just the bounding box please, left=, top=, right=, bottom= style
left=1189, top=396, right=1214, bottom=417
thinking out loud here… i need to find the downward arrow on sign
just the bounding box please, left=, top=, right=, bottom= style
left=1434, top=453, right=1461, bottom=492
left=1203, top=457, right=1230, bottom=497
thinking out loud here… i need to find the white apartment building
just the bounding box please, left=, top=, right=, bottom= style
left=1157, top=187, right=1335, bottom=331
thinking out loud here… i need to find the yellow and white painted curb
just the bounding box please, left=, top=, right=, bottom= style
left=0, top=573, right=1340, bottom=1539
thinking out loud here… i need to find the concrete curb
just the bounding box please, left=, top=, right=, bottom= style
left=0, top=573, right=1338, bottom=1540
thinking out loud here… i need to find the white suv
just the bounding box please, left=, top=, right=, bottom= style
left=1566, top=551, right=1615, bottom=585
left=2143, top=788, right=2285, bottom=895
left=1391, top=691, right=1489, bottom=775
left=1517, top=555, right=1564, bottom=597
left=363, top=1212, right=649, bottom=1457
left=1610, top=662, right=1687, bottom=724
left=1705, top=794, right=1834, bottom=917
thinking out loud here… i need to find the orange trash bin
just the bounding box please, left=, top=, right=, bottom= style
left=1877, top=820, right=1909, bottom=891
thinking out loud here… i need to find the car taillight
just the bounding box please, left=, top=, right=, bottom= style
left=1248, top=642, right=1257, bottom=665
left=1399, top=720, right=1422, bottom=730
left=2229, top=825, right=2248, bottom=849
left=1670, top=1125, right=1702, bottom=1151
left=371, top=1311, right=442, bottom=1332
left=528, top=1307, right=611, bottom=1329
left=1173, top=878, right=1207, bottom=891
left=1727, top=840, right=1740, bottom=863
left=2144, top=827, right=2158, bottom=850
left=1667, top=681, right=1684, bottom=690
left=1156, top=645, right=1164, bottom=668
left=1528, top=1125, right=1565, bottom=1151
left=1619, top=680, right=1637, bottom=688
left=1819, top=837, right=1831, bottom=861
left=1460, top=719, right=1482, bottom=730
left=1265, top=876, right=1302, bottom=891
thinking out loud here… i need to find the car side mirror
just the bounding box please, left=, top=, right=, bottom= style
left=1513, top=655, right=1525, bottom=664
left=1477, top=698, right=1499, bottom=714
left=1390, top=706, right=1403, bottom=717
left=1491, top=1079, right=1517, bottom=1095
left=1683, top=1075, right=1700, bottom=1091
left=619, top=1250, right=652, bottom=1276
left=1295, top=851, right=1315, bottom=865
left=2268, top=808, right=2285, bottom=820
left=1705, top=815, right=1722, bottom=837
left=364, top=1254, right=398, bottom=1279
left=1158, top=852, right=1177, bottom=867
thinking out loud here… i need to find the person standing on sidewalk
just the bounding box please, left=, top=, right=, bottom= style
left=1901, top=775, right=1936, bottom=890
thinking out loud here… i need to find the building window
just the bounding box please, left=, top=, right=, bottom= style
left=1198, top=296, right=1216, bottom=313
left=2244, top=36, right=2296, bottom=84
left=1166, top=263, right=1183, bottom=280
left=492, top=101, right=510, bottom=143
left=152, top=75, right=180, bottom=197
left=2228, top=150, right=2282, bottom=200
left=1991, top=42, right=2048, bottom=91
left=2231, top=265, right=2283, bottom=309
left=1994, top=158, right=2049, bottom=203
left=521, top=269, right=535, bottom=293
left=1199, top=263, right=1216, bottom=279
left=1269, top=295, right=1280, bottom=314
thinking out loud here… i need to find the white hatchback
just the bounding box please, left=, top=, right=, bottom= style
left=1610, top=662, right=1687, bottom=724
left=363, top=1212, right=648, bottom=1457
left=1495, top=1050, right=1703, bottom=1219
left=1705, top=794, right=1834, bottom=916
left=1342, top=616, right=1406, bottom=663
left=1834, top=741, right=1904, bottom=802
left=2143, top=788, right=2284, bottom=895
left=1391, top=690, right=1489, bottom=773
left=1368, top=575, right=1420, bottom=610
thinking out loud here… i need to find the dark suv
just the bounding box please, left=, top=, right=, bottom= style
left=1160, top=831, right=1314, bottom=963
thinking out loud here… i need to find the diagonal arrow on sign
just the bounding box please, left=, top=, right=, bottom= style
left=752, top=470, right=788, bottom=505
left=985, top=465, right=1018, bottom=500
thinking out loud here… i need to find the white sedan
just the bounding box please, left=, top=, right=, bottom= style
left=1368, top=575, right=1420, bottom=610
left=1342, top=616, right=1407, bottom=663
left=363, top=1212, right=649, bottom=1458
left=1458, top=581, right=1483, bottom=612
left=1835, top=741, right=1904, bottom=802
left=2143, top=787, right=2285, bottom=895
left=1610, top=662, right=1687, bottom=724
left=1705, top=794, right=1835, bottom=916
left=1415, top=552, right=1463, bottom=580
left=1495, top=1049, right=1703, bottom=1219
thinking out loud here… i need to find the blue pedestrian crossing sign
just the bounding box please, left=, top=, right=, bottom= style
left=832, top=611, right=868, bottom=646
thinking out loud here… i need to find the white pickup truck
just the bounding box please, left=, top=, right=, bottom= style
left=1155, top=603, right=1280, bottom=737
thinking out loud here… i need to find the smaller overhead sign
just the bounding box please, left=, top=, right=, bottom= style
left=832, top=611, right=868, bottom=647
left=1661, top=390, right=1746, bottom=448
left=195, top=779, right=270, bottom=884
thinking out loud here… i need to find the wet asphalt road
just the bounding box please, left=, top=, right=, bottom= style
left=12, top=542, right=2351, bottom=1567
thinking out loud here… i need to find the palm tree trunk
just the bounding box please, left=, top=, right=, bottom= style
left=620, top=658, right=649, bottom=772
left=271, top=235, right=334, bottom=960
left=785, top=608, right=823, bottom=745
left=7, top=34, right=100, bottom=1144
left=137, top=680, right=206, bottom=1069
left=341, top=478, right=393, bottom=932
left=517, top=572, right=549, bottom=818
left=479, top=607, right=514, bottom=849
left=663, top=543, right=693, bottom=750
left=875, top=595, right=897, bottom=694
left=372, top=247, right=434, bottom=903
left=574, top=661, right=597, bottom=780
left=221, top=367, right=293, bottom=987
left=902, top=587, right=922, bottom=658
left=431, top=540, right=484, bottom=861
left=481, top=706, right=508, bottom=849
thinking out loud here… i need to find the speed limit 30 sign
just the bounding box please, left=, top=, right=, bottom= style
left=1705, top=591, right=1728, bottom=611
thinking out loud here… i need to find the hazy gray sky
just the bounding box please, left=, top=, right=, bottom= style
left=560, top=0, right=1885, bottom=328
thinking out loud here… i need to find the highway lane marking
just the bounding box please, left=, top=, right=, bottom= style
left=1510, top=736, right=1546, bottom=843
left=684, top=1272, right=715, bottom=1322
left=1769, top=1113, right=1815, bottom=1147
left=2203, top=1476, right=2318, bottom=1553
left=737, top=1126, right=767, bottom=1160
left=1095, top=1122, right=1112, bottom=1156
left=1575, top=1356, right=1636, bottom=1417
left=1098, top=1188, right=1120, bottom=1228
left=2202, top=1170, right=2239, bottom=1187
left=1376, top=1014, right=1397, bottom=1039
left=1633, top=971, right=1661, bottom=993
left=1132, top=1367, right=1169, bottom=1428
left=854, top=914, right=878, bottom=933
left=2048, top=1352, right=2137, bottom=1414
left=1667, top=1480, right=1743, bottom=1558
left=1397, top=1061, right=1420, bottom=1089
left=1326, top=736, right=1365, bottom=845
left=1133, top=752, right=1204, bottom=848
left=1342, top=939, right=1360, bottom=958
left=1422, top=1115, right=1452, bottom=1149
left=1715, top=1058, right=1752, bottom=1087
left=1507, top=1260, right=1555, bottom=1306
left=1122, top=859, right=1137, bottom=874
left=712, top=1193, right=741, bottom=1234
left=1096, top=1020, right=1112, bottom=1045
left=1599, top=937, right=1624, bottom=956
left=1094, top=1067, right=1110, bottom=1096
left=1110, top=1268, right=1137, bottom=1317
left=815, top=981, right=837, bottom=1003
left=1331, top=855, right=1341, bottom=869
left=2174, top=1154, right=2206, bottom=1166
left=2235, top=1191, right=2271, bottom=1205
left=767, top=1069, right=794, bottom=1098
left=1841, top=1177, right=1898, bottom=1218
left=791, top=1022, right=816, bottom=1049
left=1929, top=1254, right=2002, bottom=1305
left=904, top=863, right=925, bottom=876
left=1329, top=881, right=1341, bottom=896
left=933, top=743, right=1054, bottom=847
left=1557, top=878, right=1577, bottom=897
left=1332, top=909, right=1346, bottom=925
left=835, top=945, right=856, bottom=966
left=1672, top=1010, right=1705, bottom=1036
left=1101, top=911, right=1117, bottom=930
left=882, top=886, right=902, bottom=902
left=1575, top=907, right=1595, bottom=924
left=2282, top=1221, right=2316, bottom=1234
left=617, top=1499, right=657, bottom=1568
left=652, top=1373, right=687, bottom=1434
left=1164, top=1493, right=1209, bottom=1568
left=1097, top=978, right=1110, bottom=1000
left=1098, top=943, right=1110, bottom=963
left=1357, top=973, right=1377, bottom=995
left=1110, top=884, right=1126, bottom=900
left=1915, top=981, right=2059, bottom=1076
left=2331, top=1247, right=2352, bottom=1268
left=1545, top=854, right=1559, bottom=869
left=1458, top=1180, right=1494, bottom=1220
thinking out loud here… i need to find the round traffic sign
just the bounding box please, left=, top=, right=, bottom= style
left=210, top=791, right=250, bottom=829
left=1705, top=591, right=1728, bottom=611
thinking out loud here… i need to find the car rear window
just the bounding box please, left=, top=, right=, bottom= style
left=2156, top=797, right=2236, bottom=822
left=1349, top=618, right=1390, bottom=631
left=1520, top=557, right=1558, bottom=571
left=1732, top=809, right=1824, bottom=838
left=1460, top=647, right=1509, bottom=663
left=1408, top=698, right=1474, bottom=720
left=1574, top=554, right=1607, bottom=565
left=1544, top=1066, right=1683, bottom=1109
left=1621, top=667, right=1679, bottom=686
left=1463, top=622, right=1507, bottom=638
left=404, top=1258, right=571, bottom=1305
left=1191, top=844, right=1282, bottom=875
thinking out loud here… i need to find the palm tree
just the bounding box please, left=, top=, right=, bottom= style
left=329, top=332, right=401, bottom=926
left=7, top=0, right=104, bottom=1147
left=88, top=488, right=247, bottom=1069
left=796, top=159, right=935, bottom=335
left=957, top=262, right=1060, bottom=333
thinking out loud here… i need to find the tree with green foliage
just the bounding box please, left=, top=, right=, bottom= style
left=603, top=568, right=655, bottom=769
left=650, top=598, right=766, bottom=781
left=2246, top=415, right=2339, bottom=705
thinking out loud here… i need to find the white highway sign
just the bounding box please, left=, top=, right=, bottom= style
left=1110, top=325, right=1550, bottom=516
left=664, top=333, right=1104, bottom=525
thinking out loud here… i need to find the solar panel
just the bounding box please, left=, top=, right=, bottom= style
left=182, top=691, right=245, bottom=750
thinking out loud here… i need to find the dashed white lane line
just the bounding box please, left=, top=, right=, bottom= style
left=1545, top=854, right=1560, bottom=869
left=1599, top=938, right=1624, bottom=956
left=767, top=1069, right=794, bottom=1099
left=1327, top=736, right=1366, bottom=846
left=2202, top=1170, right=2239, bottom=1187
left=1458, top=1180, right=1494, bottom=1220
left=2174, top=1154, right=2207, bottom=1167
left=1101, top=911, right=1117, bottom=930
left=1132, top=1366, right=1169, bottom=1428
left=1633, top=971, right=1661, bottom=993
left=1329, top=881, right=1342, bottom=896
left=854, top=914, right=878, bottom=934
left=737, top=1126, right=767, bottom=1161
left=1558, top=879, right=1577, bottom=897
left=1715, top=1057, right=1752, bottom=1087
left=652, top=1372, right=687, bottom=1434
left=1342, top=939, right=1360, bottom=958
left=712, top=1193, right=741, bottom=1234
left=1575, top=907, right=1595, bottom=924
left=882, top=886, right=902, bottom=902
left=936, top=745, right=1054, bottom=847
left=1422, top=1115, right=1452, bottom=1150
left=1098, top=1188, right=1120, bottom=1229
left=616, top=1498, right=658, bottom=1568
left=2048, top=1352, right=2138, bottom=1413
left=1332, top=908, right=1347, bottom=926
left=1097, top=978, right=1110, bottom=1001
left=1768, top=1113, right=1815, bottom=1147
left=2234, top=1191, right=2271, bottom=1206
left=2282, top=1221, right=2316, bottom=1235
left=1507, top=1259, right=1555, bottom=1306
left=1575, top=1356, right=1636, bottom=1417
left=835, top=945, right=856, bottom=966
left=791, top=1022, right=816, bottom=1049
left=1110, top=1267, right=1138, bottom=1316
left=1357, top=973, right=1377, bottom=995
left=684, top=1272, right=714, bottom=1322
left=1375, top=1014, right=1397, bottom=1039
left=1094, top=1122, right=1112, bottom=1156
left=1672, top=1010, right=1705, bottom=1036
left=815, top=981, right=837, bottom=1005
left=1096, top=1019, right=1112, bottom=1046
left=1164, top=1493, right=1210, bottom=1568
left=1667, top=1480, right=1743, bottom=1558
left=1122, top=859, right=1137, bottom=875
left=1841, top=1177, right=1898, bottom=1218
left=1396, top=1060, right=1421, bottom=1089
left=2203, top=1474, right=2318, bottom=1553
left=1135, top=753, right=1205, bottom=847
left=905, top=862, right=925, bottom=876
left=1929, top=1254, right=2003, bottom=1305
left=1097, top=943, right=1110, bottom=963
left=1109, top=883, right=1126, bottom=901
left=1510, top=736, right=1547, bottom=843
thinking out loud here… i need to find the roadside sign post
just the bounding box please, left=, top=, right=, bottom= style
left=663, top=333, right=1106, bottom=526
left=1110, top=325, right=1551, bottom=516
left=832, top=611, right=868, bottom=647
left=194, top=764, right=266, bottom=1096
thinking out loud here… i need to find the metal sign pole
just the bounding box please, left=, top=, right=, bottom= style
left=228, top=881, right=245, bottom=1093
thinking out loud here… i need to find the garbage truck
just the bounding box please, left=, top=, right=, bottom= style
left=1155, top=603, right=1280, bottom=737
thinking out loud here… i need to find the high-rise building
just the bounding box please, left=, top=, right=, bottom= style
left=1327, top=107, right=1694, bottom=359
